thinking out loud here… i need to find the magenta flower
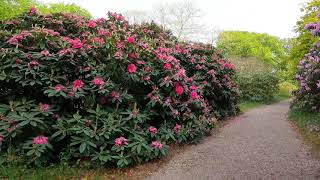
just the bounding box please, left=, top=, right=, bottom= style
left=32, top=136, right=48, bottom=145
left=127, top=36, right=135, bottom=43
left=114, top=137, right=129, bottom=146
left=72, top=79, right=85, bottom=90
left=54, top=84, right=66, bottom=92
left=70, top=39, right=83, bottom=49
left=87, top=20, right=97, bottom=28
left=0, top=134, right=4, bottom=142
left=92, top=77, right=105, bottom=86
left=175, top=83, right=184, bottom=96
left=148, top=126, right=158, bottom=134
left=127, top=63, right=137, bottom=74
left=40, top=103, right=50, bottom=112
left=174, top=124, right=182, bottom=133
left=151, top=141, right=163, bottom=149
left=191, top=91, right=199, bottom=99
left=163, top=63, right=172, bottom=70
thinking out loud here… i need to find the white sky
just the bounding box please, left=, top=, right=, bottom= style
left=40, top=0, right=309, bottom=38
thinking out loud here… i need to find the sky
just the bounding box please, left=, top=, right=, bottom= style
left=40, top=0, right=309, bottom=39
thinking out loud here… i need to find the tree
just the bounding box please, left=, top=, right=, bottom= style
left=216, top=31, right=287, bottom=68
left=0, top=0, right=92, bottom=21
left=152, top=0, right=205, bottom=41
left=289, top=0, right=320, bottom=78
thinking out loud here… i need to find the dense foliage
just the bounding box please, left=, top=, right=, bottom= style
left=0, top=0, right=92, bottom=20
left=0, top=9, right=239, bottom=167
left=217, top=31, right=287, bottom=67
left=292, top=13, right=320, bottom=112
left=231, top=58, right=280, bottom=102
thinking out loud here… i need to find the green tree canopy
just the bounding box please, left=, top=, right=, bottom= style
left=0, top=0, right=92, bottom=21
left=216, top=31, right=287, bottom=67
left=289, top=0, right=320, bottom=76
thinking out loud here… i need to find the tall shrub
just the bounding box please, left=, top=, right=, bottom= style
left=0, top=9, right=239, bottom=167
left=293, top=13, right=320, bottom=111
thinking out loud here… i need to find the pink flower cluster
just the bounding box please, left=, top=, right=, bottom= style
left=33, top=135, right=48, bottom=145
left=127, top=64, right=137, bottom=74
left=40, top=103, right=50, bottom=112
left=151, top=141, right=163, bottom=149
left=174, top=124, right=182, bottom=133
left=92, top=77, right=105, bottom=87
left=114, top=137, right=129, bottom=146
left=72, top=79, right=85, bottom=90
left=148, top=126, right=158, bottom=134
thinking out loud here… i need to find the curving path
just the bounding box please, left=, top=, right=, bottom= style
left=147, top=101, right=320, bottom=180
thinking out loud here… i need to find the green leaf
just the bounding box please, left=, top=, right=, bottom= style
left=79, top=142, right=86, bottom=153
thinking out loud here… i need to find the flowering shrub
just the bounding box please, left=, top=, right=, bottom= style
left=0, top=9, right=239, bottom=167
left=292, top=15, right=320, bottom=112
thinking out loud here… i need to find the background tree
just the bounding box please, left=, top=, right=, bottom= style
left=0, top=0, right=92, bottom=21
left=216, top=31, right=287, bottom=67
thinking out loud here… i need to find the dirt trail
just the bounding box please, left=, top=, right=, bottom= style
left=147, top=101, right=320, bottom=180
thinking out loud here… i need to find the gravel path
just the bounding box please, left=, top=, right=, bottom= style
left=147, top=101, right=320, bottom=180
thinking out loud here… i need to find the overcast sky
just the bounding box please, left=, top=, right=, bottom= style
left=40, top=0, right=308, bottom=39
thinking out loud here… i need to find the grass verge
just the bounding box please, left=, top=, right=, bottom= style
left=239, top=95, right=290, bottom=112
left=288, top=108, right=320, bottom=157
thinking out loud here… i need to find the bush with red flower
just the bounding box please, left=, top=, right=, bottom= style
left=0, top=9, right=239, bottom=167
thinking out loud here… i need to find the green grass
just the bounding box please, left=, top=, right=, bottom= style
left=289, top=108, right=320, bottom=156
left=289, top=108, right=320, bottom=128
left=239, top=95, right=290, bottom=112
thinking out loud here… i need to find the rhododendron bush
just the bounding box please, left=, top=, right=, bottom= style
left=293, top=15, right=320, bottom=112
left=0, top=9, right=239, bottom=167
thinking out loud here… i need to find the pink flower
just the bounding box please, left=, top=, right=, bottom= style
left=92, top=77, right=105, bottom=86
left=88, top=20, right=97, bottom=28
left=190, top=85, right=198, bottom=91
left=148, top=126, right=158, bottom=134
left=29, top=7, right=37, bottom=15
left=111, top=91, right=120, bottom=101
left=163, top=63, right=172, bottom=70
left=70, top=39, right=83, bottom=49
left=127, top=36, right=135, bottom=43
left=91, top=37, right=105, bottom=45
left=127, top=63, right=137, bottom=74
left=41, top=50, right=50, bottom=56
left=174, top=124, right=182, bottom=133
left=114, top=137, right=129, bottom=146
left=16, top=59, right=23, bottom=64
left=54, top=84, right=66, bottom=92
left=28, top=61, right=39, bottom=68
left=72, top=79, right=85, bottom=90
left=40, top=103, right=50, bottom=112
left=175, top=83, right=184, bottom=96
left=191, top=91, right=199, bottom=99
left=0, top=134, right=4, bottom=142
left=137, top=60, right=145, bottom=65
left=32, top=136, right=48, bottom=145
left=98, top=29, right=111, bottom=36
left=151, top=141, right=163, bottom=149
